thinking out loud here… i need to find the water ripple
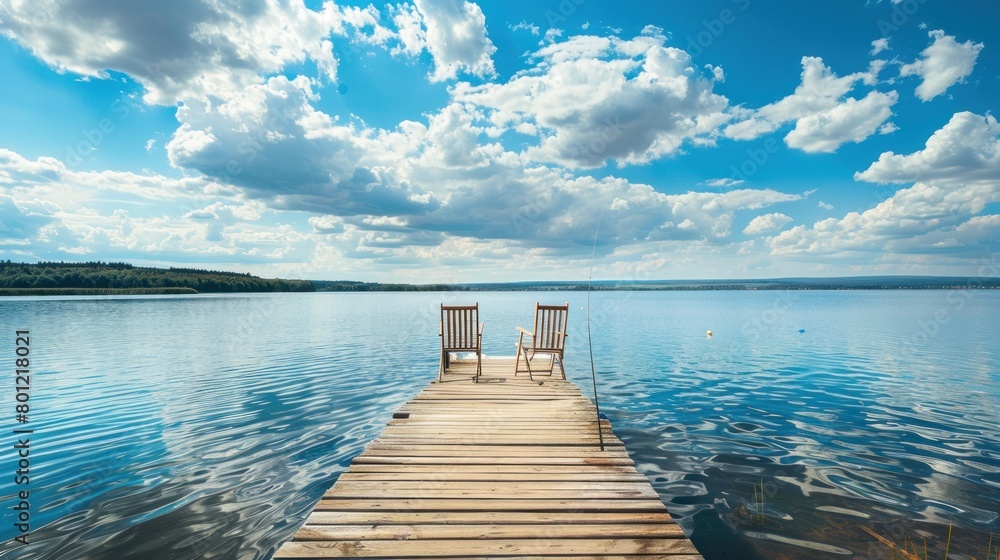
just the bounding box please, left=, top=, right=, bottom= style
left=0, top=291, right=997, bottom=560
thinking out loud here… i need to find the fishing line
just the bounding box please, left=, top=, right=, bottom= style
left=587, top=207, right=606, bottom=452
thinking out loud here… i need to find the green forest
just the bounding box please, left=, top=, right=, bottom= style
left=4, top=261, right=995, bottom=296
left=0, top=261, right=314, bottom=294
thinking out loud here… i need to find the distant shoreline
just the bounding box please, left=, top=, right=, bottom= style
left=448, top=276, right=1000, bottom=292
left=0, top=287, right=199, bottom=296
left=316, top=276, right=1000, bottom=292
left=1, top=261, right=997, bottom=296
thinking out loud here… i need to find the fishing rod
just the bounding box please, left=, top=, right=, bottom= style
left=587, top=208, right=605, bottom=452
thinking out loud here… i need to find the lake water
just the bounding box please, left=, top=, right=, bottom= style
left=0, top=290, right=997, bottom=559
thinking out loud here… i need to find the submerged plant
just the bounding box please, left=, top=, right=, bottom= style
left=753, top=478, right=765, bottom=526
left=734, top=478, right=767, bottom=527
left=862, top=526, right=919, bottom=560
left=862, top=522, right=997, bottom=560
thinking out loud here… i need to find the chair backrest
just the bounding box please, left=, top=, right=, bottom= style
left=440, top=304, right=480, bottom=351
left=532, top=302, right=569, bottom=352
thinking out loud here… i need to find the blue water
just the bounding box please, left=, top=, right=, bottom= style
left=0, top=290, right=997, bottom=559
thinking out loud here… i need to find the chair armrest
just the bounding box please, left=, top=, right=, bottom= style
left=515, top=326, right=532, bottom=336
left=478, top=322, right=485, bottom=336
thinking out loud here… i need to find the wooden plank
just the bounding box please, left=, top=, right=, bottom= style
left=325, top=481, right=662, bottom=499
left=351, top=456, right=635, bottom=465
left=274, top=537, right=699, bottom=557
left=361, top=439, right=616, bottom=446
left=336, top=472, right=650, bottom=482
left=363, top=444, right=624, bottom=453
left=293, top=523, right=686, bottom=540
left=346, top=464, right=642, bottom=474
left=312, top=498, right=672, bottom=512
left=327, top=477, right=649, bottom=488
left=360, top=450, right=629, bottom=457
left=384, top=424, right=614, bottom=430
left=301, top=511, right=681, bottom=525
left=326, top=480, right=658, bottom=490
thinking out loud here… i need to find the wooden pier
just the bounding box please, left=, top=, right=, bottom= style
left=275, top=356, right=702, bottom=559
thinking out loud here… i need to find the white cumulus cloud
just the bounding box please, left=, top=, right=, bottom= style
left=870, top=38, right=889, bottom=55
left=743, top=213, right=793, bottom=236
left=784, top=90, right=898, bottom=153
left=166, top=75, right=438, bottom=217
left=770, top=181, right=998, bottom=257
left=725, top=56, right=897, bottom=153
left=0, top=148, right=320, bottom=263
left=855, top=112, right=1000, bottom=185
left=771, top=113, right=1000, bottom=260
left=899, top=30, right=984, bottom=102
left=0, top=0, right=389, bottom=104
left=453, top=31, right=729, bottom=168
left=390, top=0, right=497, bottom=82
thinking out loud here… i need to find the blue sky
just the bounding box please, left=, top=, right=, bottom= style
left=0, top=0, right=997, bottom=282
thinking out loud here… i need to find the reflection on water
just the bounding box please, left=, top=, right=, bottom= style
left=0, top=294, right=435, bottom=559
left=0, top=290, right=997, bottom=559
left=587, top=290, right=1000, bottom=560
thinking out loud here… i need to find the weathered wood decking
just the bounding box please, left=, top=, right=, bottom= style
left=275, top=357, right=702, bottom=559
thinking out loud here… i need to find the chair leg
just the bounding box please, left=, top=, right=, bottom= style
left=438, top=350, right=445, bottom=383
left=513, top=333, right=523, bottom=377
left=514, top=344, right=533, bottom=381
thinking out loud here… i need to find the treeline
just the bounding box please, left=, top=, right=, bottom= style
left=0, top=287, right=198, bottom=296
left=313, top=280, right=461, bottom=292
left=0, top=261, right=314, bottom=293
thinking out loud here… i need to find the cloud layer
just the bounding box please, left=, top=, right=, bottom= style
left=0, top=2, right=994, bottom=280
left=772, top=112, right=999, bottom=262
left=0, top=0, right=389, bottom=104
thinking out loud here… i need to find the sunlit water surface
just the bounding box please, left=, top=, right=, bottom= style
left=0, top=290, right=996, bottom=559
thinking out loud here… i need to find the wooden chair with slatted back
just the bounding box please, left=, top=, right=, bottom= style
left=514, top=302, right=569, bottom=380
left=439, top=304, right=484, bottom=382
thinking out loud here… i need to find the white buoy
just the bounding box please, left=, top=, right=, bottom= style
left=706, top=330, right=713, bottom=337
